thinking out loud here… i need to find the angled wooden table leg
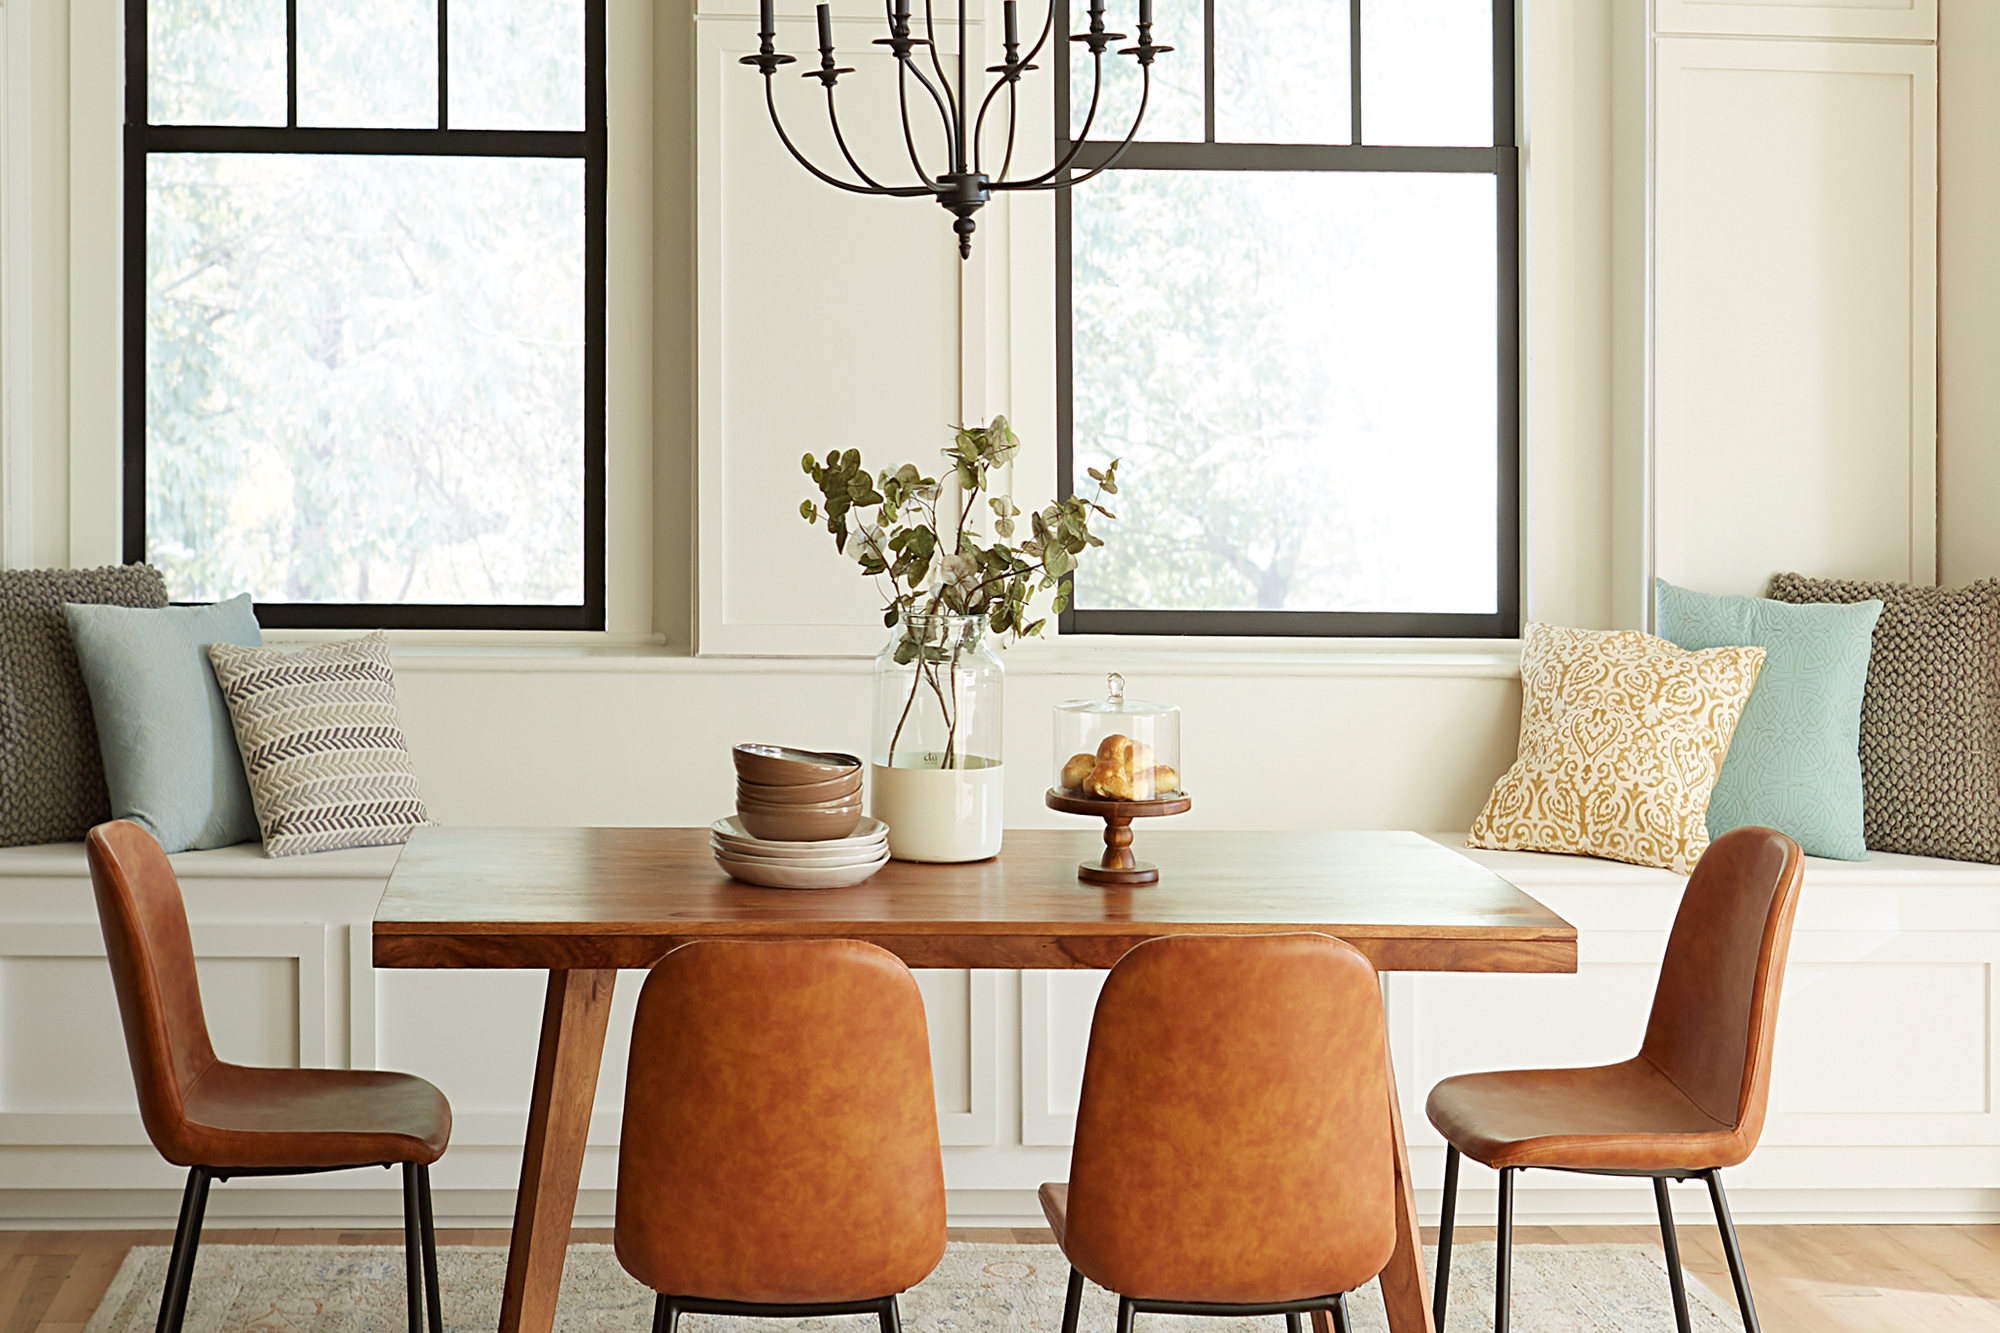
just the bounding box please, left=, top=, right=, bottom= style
left=1317, top=1040, right=1436, bottom=1333
left=498, top=969, right=617, bottom=1333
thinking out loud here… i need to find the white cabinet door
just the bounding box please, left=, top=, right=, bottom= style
left=1656, top=0, right=1934, bottom=41
left=1652, top=38, right=1936, bottom=598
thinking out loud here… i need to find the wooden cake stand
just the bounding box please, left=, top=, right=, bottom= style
left=1044, top=788, right=1194, bottom=885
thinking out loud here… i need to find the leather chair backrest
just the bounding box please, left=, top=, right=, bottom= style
left=85, top=820, right=218, bottom=1164
left=1639, top=825, right=1806, bottom=1147
left=613, top=938, right=946, bottom=1305
left=1063, top=933, right=1397, bottom=1305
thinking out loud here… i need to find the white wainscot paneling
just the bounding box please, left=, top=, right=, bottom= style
left=0, top=921, right=328, bottom=1147
left=1656, top=0, right=1935, bottom=40
left=1415, top=840, right=2000, bottom=1223
left=1019, top=969, right=1106, bottom=1146
left=695, top=13, right=977, bottom=656
left=373, top=965, right=999, bottom=1198
left=918, top=970, right=1003, bottom=1145
left=1773, top=961, right=1986, bottom=1115
left=1652, top=38, right=1937, bottom=597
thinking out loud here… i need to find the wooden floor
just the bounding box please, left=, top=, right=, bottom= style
left=4, top=1224, right=1998, bottom=1333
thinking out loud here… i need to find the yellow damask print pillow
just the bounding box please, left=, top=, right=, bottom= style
left=1470, top=623, right=1767, bottom=874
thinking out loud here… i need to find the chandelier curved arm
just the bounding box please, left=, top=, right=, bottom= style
left=999, top=81, right=1019, bottom=180
left=921, top=0, right=960, bottom=142
left=996, top=62, right=1149, bottom=192
left=822, top=85, right=896, bottom=191
left=971, top=74, right=1009, bottom=176
left=996, top=47, right=1108, bottom=190
left=895, top=61, right=943, bottom=186
left=763, top=77, right=931, bottom=196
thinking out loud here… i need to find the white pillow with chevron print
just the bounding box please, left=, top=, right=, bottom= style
left=207, top=631, right=431, bottom=858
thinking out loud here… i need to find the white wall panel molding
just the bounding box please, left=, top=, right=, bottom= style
left=693, top=13, right=976, bottom=656
left=920, top=969, right=1003, bottom=1146
left=66, top=0, right=119, bottom=566
left=1657, top=0, right=1936, bottom=42
left=0, top=0, right=34, bottom=568
left=1651, top=37, right=1937, bottom=596
left=1018, top=969, right=1103, bottom=1146
left=0, top=921, right=331, bottom=1146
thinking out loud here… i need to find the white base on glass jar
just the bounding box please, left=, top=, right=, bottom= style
left=870, top=755, right=1004, bottom=863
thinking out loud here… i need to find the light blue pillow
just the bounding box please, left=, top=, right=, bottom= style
left=63, top=595, right=264, bottom=852
left=1655, top=578, right=1882, bottom=860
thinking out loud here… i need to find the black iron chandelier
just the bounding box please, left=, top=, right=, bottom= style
left=743, top=0, right=1170, bottom=258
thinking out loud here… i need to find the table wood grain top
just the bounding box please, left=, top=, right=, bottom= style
left=373, top=827, right=1576, bottom=973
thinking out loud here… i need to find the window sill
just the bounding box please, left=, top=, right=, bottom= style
left=329, top=632, right=1522, bottom=680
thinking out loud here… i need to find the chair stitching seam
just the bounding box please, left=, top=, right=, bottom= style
left=1638, top=1053, right=1736, bottom=1132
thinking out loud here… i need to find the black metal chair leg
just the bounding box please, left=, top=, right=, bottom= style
left=416, top=1164, right=443, bottom=1333
left=1705, top=1170, right=1763, bottom=1333
left=1115, top=1295, right=1135, bottom=1333
left=1653, top=1177, right=1693, bottom=1333
left=877, top=1296, right=901, bottom=1333
left=1285, top=1313, right=1303, bottom=1333
left=402, top=1163, right=424, bottom=1333
left=1494, top=1167, right=1514, bottom=1333
left=1061, top=1268, right=1084, bottom=1333
left=651, top=1296, right=677, bottom=1333
left=1434, top=1145, right=1460, bottom=1330
left=155, top=1166, right=211, bottom=1333
left=1329, top=1293, right=1352, bottom=1333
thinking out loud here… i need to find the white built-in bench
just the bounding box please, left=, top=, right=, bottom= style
left=3, top=834, right=1997, bottom=1229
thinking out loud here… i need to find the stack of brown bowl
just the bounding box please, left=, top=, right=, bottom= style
left=733, top=744, right=865, bottom=841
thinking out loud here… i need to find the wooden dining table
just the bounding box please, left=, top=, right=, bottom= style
left=373, top=825, right=1577, bottom=1333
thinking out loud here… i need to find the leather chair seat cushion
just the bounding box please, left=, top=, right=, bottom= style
left=1425, top=1057, right=1750, bottom=1173
left=172, top=1062, right=451, bottom=1168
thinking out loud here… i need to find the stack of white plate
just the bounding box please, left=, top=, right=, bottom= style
left=710, top=815, right=891, bottom=889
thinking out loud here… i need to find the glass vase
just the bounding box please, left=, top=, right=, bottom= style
left=870, top=610, right=1004, bottom=862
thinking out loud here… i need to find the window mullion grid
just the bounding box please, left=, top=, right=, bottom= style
left=1202, top=0, right=1215, bottom=144
left=1055, top=0, right=1521, bottom=638
left=1349, top=0, right=1362, bottom=145
left=438, top=0, right=450, bottom=130
left=125, top=0, right=610, bottom=629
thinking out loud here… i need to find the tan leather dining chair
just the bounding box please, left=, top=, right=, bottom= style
left=1039, top=933, right=1398, bottom=1333
left=1427, top=825, right=1805, bottom=1333
left=614, top=938, right=947, bottom=1332
left=86, top=820, right=452, bottom=1333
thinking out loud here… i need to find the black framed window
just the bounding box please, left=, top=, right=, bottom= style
left=124, top=0, right=606, bottom=630
left=1057, top=0, right=1518, bottom=637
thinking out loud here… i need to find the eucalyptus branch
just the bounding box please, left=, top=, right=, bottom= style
left=801, top=417, right=1122, bottom=767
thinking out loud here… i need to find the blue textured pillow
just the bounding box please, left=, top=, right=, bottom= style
left=1655, top=578, right=1882, bottom=860
left=63, top=595, right=264, bottom=852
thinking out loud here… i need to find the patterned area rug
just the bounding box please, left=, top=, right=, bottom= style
left=83, top=1242, right=1743, bottom=1333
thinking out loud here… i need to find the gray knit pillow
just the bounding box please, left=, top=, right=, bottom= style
left=1767, top=573, right=2000, bottom=862
left=0, top=566, right=170, bottom=847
